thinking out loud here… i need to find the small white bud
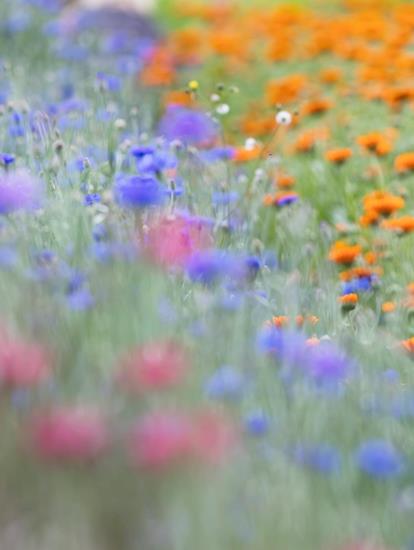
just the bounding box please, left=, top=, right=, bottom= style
left=245, top=138, right=257, bottom=150
left=216, top=103, right=230, bottom=115
left=275, top=110, right=292, bottom=126
left=114, top=118, right=126, bottom=130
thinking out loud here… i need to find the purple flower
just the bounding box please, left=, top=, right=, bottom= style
left=158, top=106, right=218, bottom=146
left=115, top=174, right=165, bottom=209
left=0, top=170, right=42, bottom=214
left=355, top=440, right=403, bottom=479
left=306, top=343, right=352, bottom=384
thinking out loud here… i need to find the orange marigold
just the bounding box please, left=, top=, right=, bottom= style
left=338, top=293, right=359, bottom=306
left=381, top=216, right=414, bottom=233
left=382, top=301, right=396, bottom=313
left=363, top=190, right=405, bottom=215
left=319, top=67, right=342, bottom=84
left=325, top=148, right=353, bottom=164
left=293, top=127, right=329, bottom=153
left=266, top=74, right=308, bottom=105
left=276, top=174, right=296, bottom=188
left=357, top=132, right=393, bottom=156
left=329, top=241, right=362, bottom=264
left=402, top=337, right=414, bottom=353
left=302, top=98, right=333, bottom=117
left=395, top=152, right=414, bottom=173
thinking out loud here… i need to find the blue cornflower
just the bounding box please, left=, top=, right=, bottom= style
left=263, top=251, right=278, bottom=270
left=130, top=146, right=156, bottom=158
left=67, top=287, right=95, bottom=311
left=199, top=147, right=235, bottom=164
left=136, top=149, right=177, bottom=174
left=307, top=343, right=353, bottom=385
left=0, top=153, right=15, bottom=166
left=0, top=246, right=18, bottom=269
left=292, top=443, right=341, bottom=475
left=84, top=193, right=101, bottom=206
left=205, top=366, right=246, bottom=400
left=158, top=106, right=218, bottom=146
left=382, top=369, right=400, bottom=383
left=96, top=72, right=121, bottom=93
left=355, top=440, right=403, bottom=479
left=212, top=191, right=239, bottom=206
left=257, top=327, right=308, bottom=366
left=186, top=251, right=226, bottom=285
left=342, top=275, right=376, bottom=295
left=92, top=224, right=107, bottom=242
left=244, top=411, right=270, bottom=436
left=115, top=174, right=165, bottom=208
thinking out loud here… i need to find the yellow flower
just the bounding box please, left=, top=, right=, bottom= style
left=188, top=80, right=199, bottom=91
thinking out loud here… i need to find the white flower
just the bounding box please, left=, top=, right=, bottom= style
left=216, top=103, right=230, bottom=115
left=275, top=110, right=292, bottom=126
left=245, top=138, right=257, bottom=150
left=210, top=93, right=220, bottom=102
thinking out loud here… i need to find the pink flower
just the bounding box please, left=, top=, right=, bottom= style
left=190, top=410, right=238, bottom=465
left=28, top=407, right=108, bottom=463
left=117, top=341, right=190, bottom=392
left=144, top=214, right=212, bottom=269
left=127, top=409, right=238, bottom=470
left=0, top=331, right=50, bottom=388
left=128, top=412, right=193, bottom=470
left=335, top=543, right=392, bottom=550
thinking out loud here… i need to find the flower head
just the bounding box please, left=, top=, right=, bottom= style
left=158, top=106, right=218, bottom=146
left=144, top=214, right=213, bottom=268
left=117, top=340, right=190, bottom=392
left=0, top=170, right=42, bottom=214
left=128, top=412, right=193, bottom=470
left=355, top=440, right=403, bottom=479
left=115, top=174, right=165, bottom=209
left=29, top=407, right=108, bottom=463
left=0, top=330, right=50, bottom=388
left=292, top=443, right=341, bottom=475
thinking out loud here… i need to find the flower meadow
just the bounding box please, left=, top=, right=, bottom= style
left=4, top=0, right=414, bottom=548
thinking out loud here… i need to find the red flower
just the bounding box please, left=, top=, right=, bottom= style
left=117, top=341, right=190, bottom=392
left=128, top=412, right=193, bottom=470
left=190, top=410, right=238, bottom=465
left=29, top=407, right=108, bottom=463
left=0, top=331, right=50, bottom=388
left=145, top=215, right=212, bottom=268
left=127, top=409, right=238, bottom=470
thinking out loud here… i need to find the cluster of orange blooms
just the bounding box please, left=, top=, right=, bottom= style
left=139, top=0, right=414, bottom=351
